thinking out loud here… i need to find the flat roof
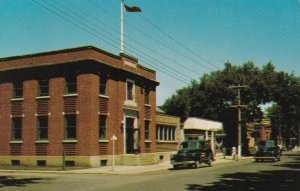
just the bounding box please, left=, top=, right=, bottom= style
left=183, top=117, right=223, bottom=131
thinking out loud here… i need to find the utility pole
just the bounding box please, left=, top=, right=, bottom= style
left=229, top=85, right=248, bottom=159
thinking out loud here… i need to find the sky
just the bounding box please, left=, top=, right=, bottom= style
left=1, top=0, right=300, bottom=105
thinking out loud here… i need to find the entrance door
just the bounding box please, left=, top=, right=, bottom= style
left=125, top=117, right=135, bottom=154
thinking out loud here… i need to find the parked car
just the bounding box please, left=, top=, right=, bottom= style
left=254, top=140, right=281, bottom=162
left=170, top=139, right=214, bottom=169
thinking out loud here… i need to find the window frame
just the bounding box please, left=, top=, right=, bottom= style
left=99, top=74, right=107, bottom=96
left=64, top=114, right=77, bottom=140
left=12, top=117, right=22, bottom=140
left=37, top=115, right=48, bottom=140
left=13, top=82, right=23, bottom=98
left=65, top=76, right=77, bottom=94
left=144, top=120, right=150, bottom=141
left=38, top=80, right=49, bottom=97
left=144, top=87, right=150, bottom=105
left=126, top=79, right=135, bottom=101
left=99, top=115, right=107, bottom=140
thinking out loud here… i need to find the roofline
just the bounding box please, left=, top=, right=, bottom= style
left=0, top=58, right=159, bottom=85
left=0, top=46, right=120, bottom=62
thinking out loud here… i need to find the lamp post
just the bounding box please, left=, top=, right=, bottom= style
left=111, top=134, right=118, bottom=171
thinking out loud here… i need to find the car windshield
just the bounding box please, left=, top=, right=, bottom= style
left=180, top=141, right=201, bottom=149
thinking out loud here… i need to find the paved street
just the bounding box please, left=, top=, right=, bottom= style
left=0, top=151, right=300, bottom=191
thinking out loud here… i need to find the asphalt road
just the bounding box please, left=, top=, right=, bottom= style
left=1, top=151, right=300, bottom=191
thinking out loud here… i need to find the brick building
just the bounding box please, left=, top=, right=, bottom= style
left=0, top=46, right=159, bottom=167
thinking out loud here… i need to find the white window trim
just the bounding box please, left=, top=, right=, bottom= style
left=126, top=79, right=135, bottom=102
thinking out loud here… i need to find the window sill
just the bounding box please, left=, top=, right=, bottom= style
left=35, top=140, right=49, bottom=144
left=157, top=140, right=178, bottom=143
left=63, top=94, right=78, bottom=97
left=144, top=104, right=151, bottom=107
left=99, top=140, right=109, bottom=143
left=62, top=139, right=78, bottom=143
left=145, top=140, right=152, bottom=143
left=11, top=98, right=24, bottom=101
left=10, top=140, right=23, bottom=144
left=36, top=96, right=50, bottom=100
left=99, top=95, right=109, bottom=99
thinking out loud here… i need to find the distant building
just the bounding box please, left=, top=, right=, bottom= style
left=0, top=46, right=159, bottom=167
left=247, top=116, right=273, bottom=154
left=155, top=108, right=181, bottom=161
left=183, top=117, right=223, bottom=154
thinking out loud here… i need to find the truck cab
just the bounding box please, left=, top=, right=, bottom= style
left=170, top=139, right=214, bottom=169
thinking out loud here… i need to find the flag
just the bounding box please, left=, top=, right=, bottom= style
left=124, top=3, right=142, bottom=12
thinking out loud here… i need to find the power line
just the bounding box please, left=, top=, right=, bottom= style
left=89, top=0, right=216, bottom=72
left=30, top=0, right=191, bottom=84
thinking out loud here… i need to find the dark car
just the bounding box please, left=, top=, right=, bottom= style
left=170, top=139, right=214, bottom=169
left=254, top=140, right=281, bottom=162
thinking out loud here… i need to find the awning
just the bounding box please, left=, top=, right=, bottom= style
left=183, top=117, right=223, bottom=131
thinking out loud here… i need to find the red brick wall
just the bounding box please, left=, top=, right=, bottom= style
left=22, top=80, right=37, bottom=155
left=77, top=74, right=99, bottom=156
left=0, top=83, right=13, bottom=155
left=48, top=77, right=64, bottom=156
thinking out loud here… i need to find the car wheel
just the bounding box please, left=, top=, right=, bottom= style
left=173, top=165, right=179, bottom=170
left=255, top=158, right=259, bottom=162
left=194, top=161, right=200, bottom=168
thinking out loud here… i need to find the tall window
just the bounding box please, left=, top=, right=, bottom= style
left=38, top=80, right=49, bottom=96
left=126, top=80, right=134, bottom=101
left=99, top=115, right=107, bottom=140
left=65, top=76, right=77, bottom=94
left=144, top=87, right=150, bottom=105
left=99, top=74, right=107, bottom=95
left=64, top=115, right=76, bottom=139
left=13, top=82, right=23, bottom=98
left=12, top=117, right=22, bottom=140
left=144, top=120, right=150, bottom=140
left=37, top=116, right=48, bottom=140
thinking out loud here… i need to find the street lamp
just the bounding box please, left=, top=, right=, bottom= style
left=111, top=134, right=118, bottom=171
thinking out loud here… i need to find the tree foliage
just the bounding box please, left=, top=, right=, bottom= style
left=161, top=62, right=300, bottom=147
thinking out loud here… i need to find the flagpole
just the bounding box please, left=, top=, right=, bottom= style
left=120, top=0, right=124, bottom=53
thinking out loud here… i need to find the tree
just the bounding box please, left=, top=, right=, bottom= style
left=161, top=62, right=300, bottom=148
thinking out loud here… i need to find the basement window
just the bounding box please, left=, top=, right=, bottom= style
left=11, top=160, right=20, bottom=166
left=37, top=160, right=47, bottom=167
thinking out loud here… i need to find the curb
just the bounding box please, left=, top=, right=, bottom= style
left=0, top=157, right=253, bottom=175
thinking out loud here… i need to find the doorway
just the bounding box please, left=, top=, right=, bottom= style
left=125, top=117, right=135, bottom=154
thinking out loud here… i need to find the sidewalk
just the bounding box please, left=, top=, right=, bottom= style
left=0, top=154, right=252, bottom=175
left=69, top=154, right=251, bottom=175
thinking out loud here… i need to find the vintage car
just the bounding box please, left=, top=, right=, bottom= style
left=170, top=139, right=214, bottom=169
left=254, top=140, right=281, bottom=162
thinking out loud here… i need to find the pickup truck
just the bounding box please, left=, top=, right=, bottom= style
left=254, top=140, right=281, bottom=162
left=170, top=139, right=214, bottom=169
